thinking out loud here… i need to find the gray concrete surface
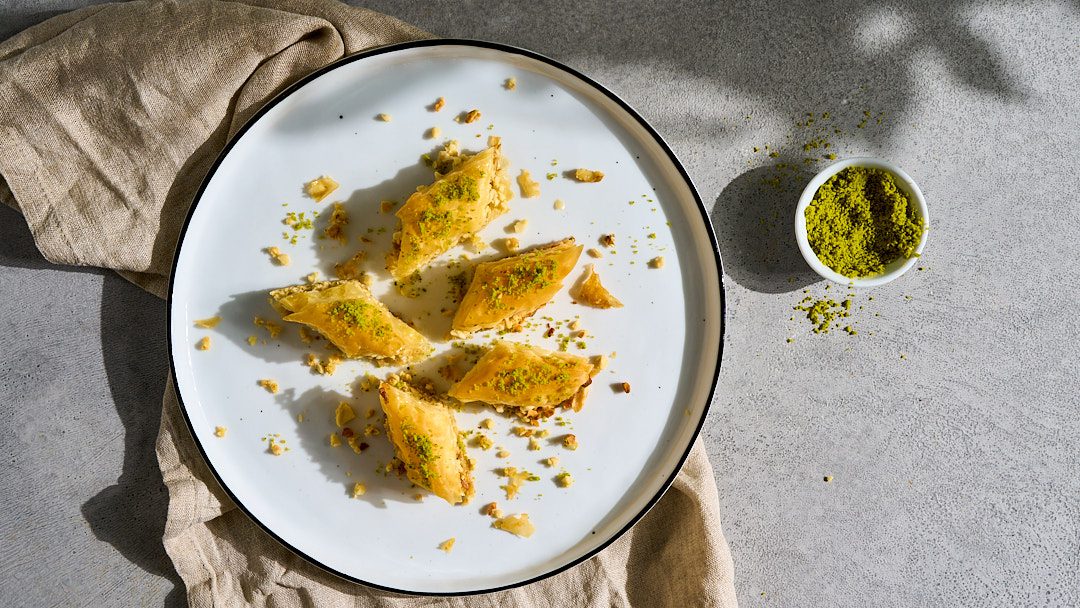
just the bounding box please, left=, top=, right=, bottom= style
left=2, top=1, right=1079, bottom=606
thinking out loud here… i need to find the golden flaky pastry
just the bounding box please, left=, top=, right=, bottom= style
left=269, top=280, right=430, bottom=364
left=452, top=238, right=582, bottom=335
left=386, top=141, right=513, bottom=279
left=448, top=341, right=595, bottom=423
left=379, top=380, right=474, bottom=505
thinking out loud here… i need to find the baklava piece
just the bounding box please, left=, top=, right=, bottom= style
left=386, top=141, right=513, bottom=279
left=448, top=341, right=595, bottom=423
left=269, top=280, right=431, bottom=364
left=452, top=238, right=582, bottom=335
left=379, top=380, right=475, bottom=505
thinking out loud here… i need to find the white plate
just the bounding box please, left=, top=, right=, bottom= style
left=168, top=40, right=723, bottom=595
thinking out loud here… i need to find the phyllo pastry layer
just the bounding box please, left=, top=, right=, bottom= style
left=379, top=380, right=474, bottom=505
left=269, top=280, right=431, bottom=364
left=448, top=341, right=594, bottom=422
left=452, top=238, right=582, bottom=335
left=387, top=141, right=513, bottom=279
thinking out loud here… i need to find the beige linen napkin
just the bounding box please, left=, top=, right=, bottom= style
left=0, top=1, right=737, bottom=605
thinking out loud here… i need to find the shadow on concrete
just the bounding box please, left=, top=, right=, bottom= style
left=82, top=272, right=185, bottom=608
left=710, top=164, right=819, bottom=293
left=0, top=202, right=183, bottom=606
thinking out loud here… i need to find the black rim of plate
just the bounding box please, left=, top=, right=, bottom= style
left=166, top=38, right=726, bottom=597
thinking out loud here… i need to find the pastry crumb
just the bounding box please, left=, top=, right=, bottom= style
left=483, top=502, right=503, bottom=518
left=426, top=126, right=442, bottom=139
left=473, top=434, right=494, bottom=450
left=254, top=316, right=283, bottom=338
left=247, top=335, right=258, bottom=346
left=496, top=449, right=510, bottom=458
left=268, top=438, right=284, bottom=456
left=499, top=237, right=520, bottom=253
left=462, top=109, right=481, bottom=124
left=586, top=248, right=603, bottom=259
left=504, top=77, right=517, bottom=90
left=573, top=168, right=604, bottom=183
left=351, top=482, right=367, bottom=497
left=334, top=250, right=367, bottom=281
left=194, top=316, right=221, bottom=329
left=324, top=202, right=349, bottom=243
left=335, top=402, right=356, bottom=427
left=542, top=456, right=559, bottom=468
left=508, top=219, right=528, bottom=233
left=304, top=271, right=320, bottom=284
left=438, top=537, right=456, bottom=552
left=195, top=336, right=211, bottom=351
left=257, top=379, right=279, bottom=394
left=492, top=513, right=535, bottom=538
left=297, top=413, right=305, bottom=423
left=649, top=256, right=665, bottom=269
left=517, top=170, right=540, bottom=198
left=621, top=382, right=631, bottom=394
left=573, top=265, right=623, bottom=309
left=264, top=246, right=290, bottom=266
left=432, top=97, right=445, bottom=112
left=555, top=471, right=573, bottom=487
left=377, top=113, right=392, bottom=122
left=528, top=438, right=541, bottom=451
left=357, top=373, right=380, bottom=393
left=480, top=418, right=495, bottom=430
left=466, top=234, right=488, bottom=253
left=307, top=353, right=342, bottom=376
left=329, top=433, right=341, bottom=447
left=599, top=234, right=616, bottom=248
left=592, top=354, right=608, bottom=371
left=561, top=434, right=578, bottom=451
left=553, top=199, right=565, bottom=210
left=214, top=426, right=227, bottom=438
left=305, top=176, right=339, bottom=202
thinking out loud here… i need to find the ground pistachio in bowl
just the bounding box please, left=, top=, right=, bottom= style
left=795, top=158, right=928, bottom=287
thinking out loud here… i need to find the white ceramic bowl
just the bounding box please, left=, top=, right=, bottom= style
left=794, top=157, right=929, bottom=287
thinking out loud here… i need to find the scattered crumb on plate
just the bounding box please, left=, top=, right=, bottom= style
left=573, top=168, right=604, bottom=183
left=196, top=336, right=211, bottom=351
left=264, top=246, right=290, bottom=266
left=492, top=513, right=535, bottom=538
left=214, top=426, right=227, bottom=438
left=555, top=471, right=573, bottom=487
left=257, top=379, right=279, bottom=394
left=517, top=170, right=540, bottom=198
left=194, top=316, right=221, bottom=329
left=305, top=176, right=339, bottom=202
left=335, top=402, right=356, bottom=427
left=438, top=538, right=456, bottom=552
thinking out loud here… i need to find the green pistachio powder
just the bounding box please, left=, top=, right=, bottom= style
left=805, top=166, right=923, bottom=278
